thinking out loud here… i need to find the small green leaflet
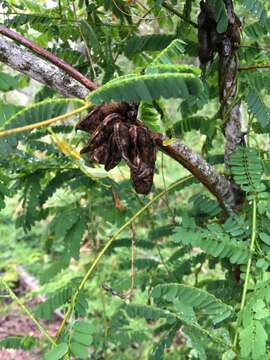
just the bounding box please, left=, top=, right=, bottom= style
left=259, top=232, right=270, bottom=246
left=70, top=320, right=94, bottom=359
left=72, top=320, right=94, bottom=333
left=239, top=320, right=268, bottom=359
left=43, top=343, right=68, bottom=360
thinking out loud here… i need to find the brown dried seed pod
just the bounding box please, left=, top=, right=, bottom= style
left=134, top=126, right=156, bottom=165
left=128, top=125, right=156, bottom=194
left=86, top=113, right=119, bottom=152
left=91, top=143, right=110, bottom=164
left=104, top=133, right=122, bottom=171
left=76, top=102, right=132, bottom=134
left=114, top=121, right=133, bottom=168
left=76, top=105, right=103, bottom=133
left=128, top=125, right=139, bottom=166
left=130, top=164, right=155, bottom=195
left=198, top=7, right=214, bottom=64
left=80, top=138, right=92, bottom=155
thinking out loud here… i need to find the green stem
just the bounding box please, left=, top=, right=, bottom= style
left=0, top=103, right=91, bottom=138
left=238, top=64, right=270, bottom=72
left=55, top=175, right=193, bottom=340
left=0, top=278, right=56, bottom=346
left=58, top=0, right=63, bottom=17
left=233, top=198, right=257, bottom=349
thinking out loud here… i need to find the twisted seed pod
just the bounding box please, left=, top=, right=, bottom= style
left=76, top=105, right=157, bottom=194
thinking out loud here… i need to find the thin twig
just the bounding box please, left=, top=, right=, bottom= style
left=0, top=103, right=91, bottom=138
left=239, top=45, right=270, bottom=53
left=58, top=0, right=63, bottom=17
left=233, top=198, right=257, bottom=349
left=0, top=277, right=56, bottom=346
left=238, top=64, right=270, bottom=71
left=55, top=175, right=193, bottom=340
left=130, top=224, right=136, bottom=298
left=161, top=153, right=176, bottom=223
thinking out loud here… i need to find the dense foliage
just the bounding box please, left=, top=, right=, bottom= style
left=1, top=0, right=270, bottom=359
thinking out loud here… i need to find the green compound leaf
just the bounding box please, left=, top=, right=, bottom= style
left=0, top=336, right=37, bottom=350
left=172, top=224, right=249, bottom=264
left=151, top=39, right=186, bottom=65
left=229, top=146, right=265, bottom=195
left=88, top=73, right=202, bottom=104
left=152, top=283, right=233, bottom=324
left=0, top=98, right=84, bottom=156
left=35, top=285, right=73, bottom=320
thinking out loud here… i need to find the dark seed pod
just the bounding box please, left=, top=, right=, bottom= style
left=76, top=102, right=133, bottom=134
left=114, top=121, right=133, bottom=168
left=76, top=105, right=103, bottom=134
left=197, top=3, right=214, bottom=64
left=130, top=164, right=155, bottom=195
left=104, top=136, right=122, bottom=171
left=76, top=104, right=157, bottom=194
left=128, top=125, right=156, bottom=194
left=86, top=113, right=119, bottom=152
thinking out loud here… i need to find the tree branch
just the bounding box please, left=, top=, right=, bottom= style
left=219, top=0, right=244, bottom=166
left=153, top=134, right=239, bottom=211
left=238, top=64, right=270, bottom=72
left=0, top=36, right=89, bottom=98
left=0, top=29, right=238, bottom=210
left=0, top=25, right=97, bottom=91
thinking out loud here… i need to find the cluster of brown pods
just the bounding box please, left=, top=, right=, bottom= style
left=76, top=102, right=157, bottom=194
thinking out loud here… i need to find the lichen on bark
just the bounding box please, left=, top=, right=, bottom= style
left=0, top=36, right=89, bottom=99
left=218, top=0, right=244, bottom=166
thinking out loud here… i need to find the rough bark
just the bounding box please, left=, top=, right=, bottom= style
left=0, top=25, right=97, bottom=92
left=153, top=134, right=239, bottom=211
left=0, top=36, right=89, bottom=98
left=219, top=0, right=243, bottom=166
left=0, top=31, right=239, bottom=211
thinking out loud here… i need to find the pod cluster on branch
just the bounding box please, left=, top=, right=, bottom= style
left=76, top=103, right=157, bottom=194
